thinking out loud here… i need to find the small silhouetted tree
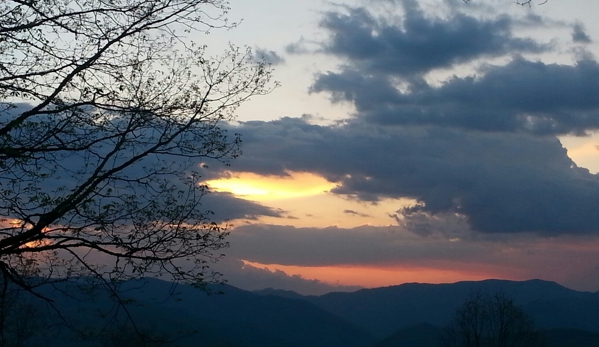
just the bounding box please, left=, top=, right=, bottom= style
left=442, top=292, right=544, bottom=347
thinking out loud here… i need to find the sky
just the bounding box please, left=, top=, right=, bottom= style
left=188, top=0, right=599, bottom=295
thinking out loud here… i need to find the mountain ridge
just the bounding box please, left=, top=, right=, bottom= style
left=254, top=278, right=599, bottom=338
left=9, top=277, right=599, bottom=346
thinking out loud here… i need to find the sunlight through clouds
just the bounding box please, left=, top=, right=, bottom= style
left=560, top=132, right=599, bottom=173
left=204, top=171, right=338, bottom=201
left=205, top=170, right=418, bottom=228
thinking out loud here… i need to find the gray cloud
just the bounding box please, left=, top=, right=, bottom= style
left=228, top=117, right=599, bottom=235
left=201, top=192, right=284, bottom=222
left=285, top=37, right=312, bottom=54
left=253, top=48, right=285, bottom=65
left=222, top=222, right=599, bottom=292
left=227, top=223, right=478, bottom=266
left=274, top=1, right=599, bottom=235
left=312, top=58, right=599, bottom=135
left=225, top=223, right=599, bottom=276
left=572, top=23, right=592, bottom=44
left=213, top=257, right=362, bottom=295
left=310, top=2, right=599, bottom=136
left=344, top=209, right=371, bottom=218
left=318, top=0, right=548, bottom=78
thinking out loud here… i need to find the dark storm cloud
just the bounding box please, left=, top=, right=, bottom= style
left=228, top=118, right=599, bottom=234
left=310, top=1, right=599, bottom=136
left=312, top=58, right=599, bottom=135
left=572, top=23, right=592, bottom=44
left=318, top=0, right=548, bottom=77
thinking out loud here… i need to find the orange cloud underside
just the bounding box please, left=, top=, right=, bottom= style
left=242, top=260, right=515, bottom=288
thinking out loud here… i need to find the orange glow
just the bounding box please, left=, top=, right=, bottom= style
left=242, top=260, right=516, bottom=288
left=205, top=171, right=337, bottom=201
left=7, top=218, right=24, bottom=227
left=0, top=217, right=55, bottom=249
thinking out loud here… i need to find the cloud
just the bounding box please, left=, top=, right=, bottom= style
left=312, top=55, right=599, bottom=136
left=318, top=1, right=548, bottom=78
left=309, top=2, right=599, bottom=136
left=227, top=117, right=599, bottom=235
left=224, top=223, right=599, bottom=292
left=253, top=48, right=285, bottom=65
left=572, top=23, right=592, bottom=44
left=227, top=223, right=464, bottom=267
left=0, top=102, right=282, bottom=224
left=200, top=192, right=284, bottom=222
left=391, top=210, right=472, bottom=238
left=285, top=37, right=312, bottom=54
left=213, top=257, right=362, bottom=295
left=270, top=1, right=599, bottom=235
left=344, top=209, right=371, bottom=218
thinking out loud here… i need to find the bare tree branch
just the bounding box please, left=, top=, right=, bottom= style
left=0, top=0, right=276, bottom=327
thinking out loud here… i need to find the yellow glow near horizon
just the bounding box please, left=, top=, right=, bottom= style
left=205, top=171, right=338, bottom=201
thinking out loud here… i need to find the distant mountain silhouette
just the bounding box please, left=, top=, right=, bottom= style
left=27, top=278, right=376, bottom=347
left=11, top=278, right=599, bottom=346
left=257, top=279, right=599, bottom=339
left=251, top=287, right=305, bottom=300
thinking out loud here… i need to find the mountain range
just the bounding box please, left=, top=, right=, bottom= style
left=12, top=278, right=599, bottom=346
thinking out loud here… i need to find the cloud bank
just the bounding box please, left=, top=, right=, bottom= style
left=226, top=118, right=599, bottom=234
left=215, top=0, right=599, bottom=292
left=307, top=1, right=599, bottom=135
left=215, top=1, right=599, bottom=235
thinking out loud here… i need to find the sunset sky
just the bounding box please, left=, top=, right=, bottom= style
left=194, top=0, right=599, bottom=295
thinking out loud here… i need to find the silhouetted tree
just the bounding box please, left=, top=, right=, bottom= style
left=442, top=292, right=544, bottom=347
left=0, top=0, right=274, bottom=322
left=0, top=284, right=40, bottom=347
